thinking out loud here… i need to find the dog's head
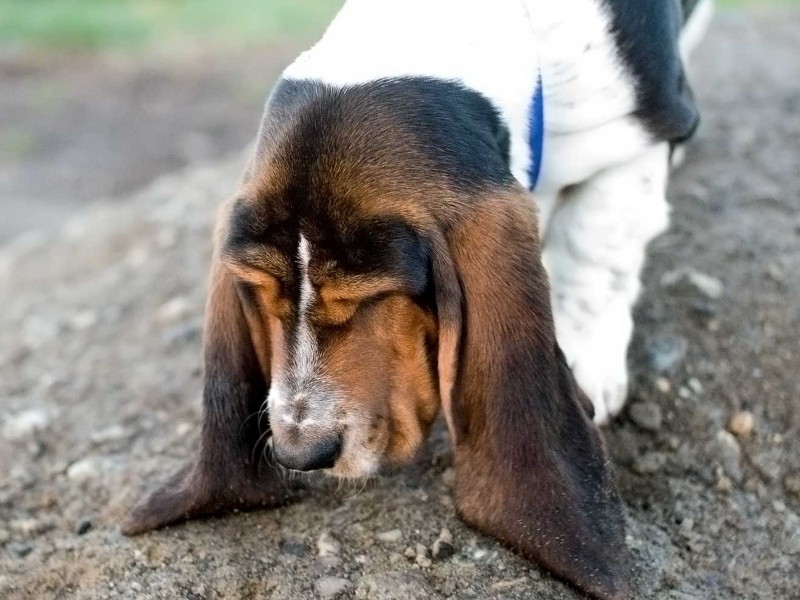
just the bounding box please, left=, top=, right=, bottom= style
left=207, top=79, right=630, bottom=599
left=221, top=192, right=439, bottom=478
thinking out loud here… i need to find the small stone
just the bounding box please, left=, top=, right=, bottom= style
left=156, top=296, right=194, bottom=325
left=661, top=268, right=724, bottom=300
left=679, top=517, right=695, bottom=535
left=441, top=467, right=456, bottom=488
left=655, top=377, right=671, bottom=393
left=414, top=543, right=431, bottom=567
left=280, top=538, right=307, bottom=557
left=0, top=529, right=10, bottom=544
left=783, top=474, right=800, bottom=498
left=315, top=576, right=351, bottom=599
left=646, top=334, right=688, bottom=374
left=69, top=310, right=98, bottom=331
left=710, top=430, right=743, bottom=482
left=10, top=518, right=53, bottom=536
left=403, top=546, right=416, bottom=559
left=75, top=518, right=93, bottom=536
left=376, top=529, right=403, bottom=543
left=716, top=473, right=732, bottom=493
left=66, top=457, right=101, bottom=482
left=728, top=411, right=755, bottom=437
left=2, top=409, right=49, bottom=442
left=472, top=547, right=489, bottom=560
left=142, top=542, right=165, bottom=568
left=633, top=452, right=668, bottom=475
left=355, top=571, right=434, bottom=599
left=317, top=531, right=341, bottom=558
left=687, top=378, right=703, bottom=395
left=628, top=402, right=663, bottom=432
left=490, top=578, right=528, bottom=592
left=9, top=541, right=34, bottom=558
left=90, top=424, right=130, bottom=444
left=431, top=528, right=455, bottom=561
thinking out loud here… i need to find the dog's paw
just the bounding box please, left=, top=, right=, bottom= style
left=553, top=304, right=633, bottom=425
left=569, top=353, right=629, bottom=425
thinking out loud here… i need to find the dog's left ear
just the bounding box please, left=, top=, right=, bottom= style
left=430, top=190, right=631, bottom=600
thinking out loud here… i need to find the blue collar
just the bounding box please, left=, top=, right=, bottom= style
left=527, top=73, right=544, bottom=191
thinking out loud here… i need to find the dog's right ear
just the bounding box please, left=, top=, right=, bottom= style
left=429, top=190, right=631, bottom=600
left=123, top=199, right=292, bottom=535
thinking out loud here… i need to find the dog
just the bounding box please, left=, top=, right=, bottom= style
left=124, top=1, right=712, bottom=598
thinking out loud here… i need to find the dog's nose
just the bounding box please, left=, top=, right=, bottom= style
left=273, top=435, right=342, bottom=471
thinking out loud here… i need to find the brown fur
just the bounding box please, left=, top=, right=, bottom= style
left=124, top=79, right=631, bottom=599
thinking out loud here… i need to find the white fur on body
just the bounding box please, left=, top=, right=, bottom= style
left=280, top=0, right=710, bottom=423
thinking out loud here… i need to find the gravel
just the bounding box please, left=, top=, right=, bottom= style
left=628, top=401, right=664, bottom=432
left=1, top=10, right=799, bottom=600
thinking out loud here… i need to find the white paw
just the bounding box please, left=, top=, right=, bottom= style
left=569, top=352, right=629, bottom=425
left=552, top=305, right=633, bottom=425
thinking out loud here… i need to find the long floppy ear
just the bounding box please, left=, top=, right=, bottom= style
left=122, top=206, right=293, bottom=534
left=432, top=190, right=631, bottom=600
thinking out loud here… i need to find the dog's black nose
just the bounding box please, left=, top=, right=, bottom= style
left=273, top=436, right=342, bottom=472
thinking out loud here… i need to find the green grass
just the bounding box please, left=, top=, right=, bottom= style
left=0, top=0, right=343, bottom=52
left=0, top=0, right=797, bottom=53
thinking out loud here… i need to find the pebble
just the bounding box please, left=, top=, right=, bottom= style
left=317, top=531, right=341, bottom=558
left=2, top=409, right=49, bottom=442
left=375, top=529, right=403, bottom=543
left=75, top=518, right=93, bottom=536
left=661, top=267, right=724, bottom=300
left=355, top=571, right=435, bottom=600
left=783, top=474, right=800, bottom=498
left=10, top=518, right=54, bottom=536
left=490, top=577, right=528, bottom=592
left=716, top=471, right=733, bottom=493
left=280, top=538, right=307, bottom=557
left=9, top=541, right=34, bottom=558
left=441, top=467, right=456, bottom=488
left=633, top=452, right=668, bottom=475
left=711, top=430, right=743, bottom=482
left=687, top=378, right=704, bottom=395
left=90, top=424, right=130, bottom=444
left=646, top=334, right=688, bottom=374
left=0, top=528, right=10, bottom=544
left=655, top=377, right=672, bottom=393
left=66, top=457, right=102, bottom=482
left=431, top=528, right=455, bottom=561
left=628, top=402, right=663, bottom=432
left=415, top=543, right=432, bottom=568
left=70, top=309, right=99, bottom=331
left=315, top=576, right=352, bottom=599
left=156, top=296, right=194, bottom=325
left=728, top=411, right=755, bottom=437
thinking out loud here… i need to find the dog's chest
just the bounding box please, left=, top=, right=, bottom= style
left=282, top=0, right=648, bottom=193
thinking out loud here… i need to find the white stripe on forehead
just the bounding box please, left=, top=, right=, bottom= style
left=294, top=234, right=318, bottom=379
left=298, top=234, right=314, bottom=311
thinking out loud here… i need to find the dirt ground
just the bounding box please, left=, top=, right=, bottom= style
left=1, top=9, right=799, bottom=600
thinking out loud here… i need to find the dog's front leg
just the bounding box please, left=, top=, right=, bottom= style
left=542, top=143, right=671, bottom=423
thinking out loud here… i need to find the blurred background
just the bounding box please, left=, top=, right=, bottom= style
left=0, top=0, right=800, bottom=243
left=0, top=0, right=343, bottom=242
left=0, top=0, right=792, bottom=243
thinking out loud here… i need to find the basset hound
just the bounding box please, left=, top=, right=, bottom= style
left=124, top=1, right=712, bottom=598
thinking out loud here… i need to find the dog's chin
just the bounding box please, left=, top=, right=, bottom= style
left=324, top=451, right=381, bottom=479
